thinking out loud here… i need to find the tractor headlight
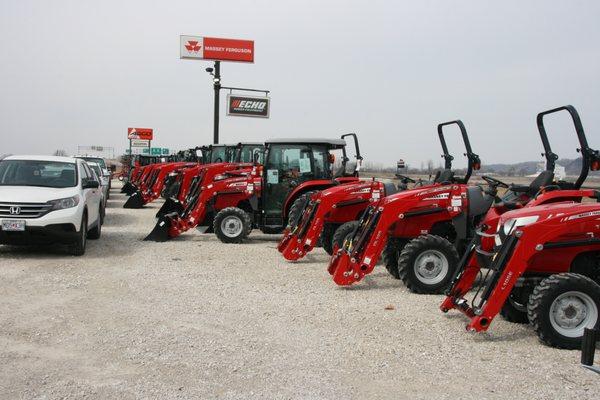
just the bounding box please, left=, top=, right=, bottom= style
left=502, top=215, right=539, bottom=236
left=49, top=195, right=80, bottom=211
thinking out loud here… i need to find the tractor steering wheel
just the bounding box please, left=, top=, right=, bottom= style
left=481, top=175, right=509, bottom=189
left=396, top=174, right=416, bottom=184
left=214, top=157, right=223, bottom=163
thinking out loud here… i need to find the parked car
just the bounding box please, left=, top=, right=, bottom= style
left=87, top=161, right=110, bottom=207
left=86, top=161, right=108, bottom=223
left=0, top=155, right=103, bottom=255
left=75, top=156, right=112, bottom=194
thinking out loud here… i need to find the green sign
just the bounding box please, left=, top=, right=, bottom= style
left=162, top=148, right=169, bottom=155
left=151, top=147, right=162, bottom=155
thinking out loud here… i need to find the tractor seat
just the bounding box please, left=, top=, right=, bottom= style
left=383, top=182, right=398, bottom=196
left=434, top=169, right=454, bottom=184
left=509, top=170, right=554, bottom=197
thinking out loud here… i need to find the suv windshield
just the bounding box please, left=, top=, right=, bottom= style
left=0, top=160, right=78, bottom=188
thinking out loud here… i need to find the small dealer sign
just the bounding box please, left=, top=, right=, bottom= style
left=227, top=95, right=270, bottom=118
left=180, top=36, right=254, bottom=63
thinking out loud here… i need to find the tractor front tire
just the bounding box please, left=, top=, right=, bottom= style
left=332, top=221, right=359, bottom=253
left=321, top=223, right=338, bottom=256
left=214, top=207, right=252, bottom=244
left=500, top=286, right=530, bottom=324
left=382, top=238, right=407, bottom=279
left=397, top=235, right=459, bottom=294
left=286, top=191, right=316, bottom=230
left=527, top=273, right=600, bottom=349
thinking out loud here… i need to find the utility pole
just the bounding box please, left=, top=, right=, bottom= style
left=213, top=61, right=221, bottom=144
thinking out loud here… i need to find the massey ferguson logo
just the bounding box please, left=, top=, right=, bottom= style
left=227, top=95, right=270, bottom=118
left=185, top=41, right=201, bottom=53
left=9, top=206, right=21, bottom=215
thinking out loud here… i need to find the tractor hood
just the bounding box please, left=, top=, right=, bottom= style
left=498, top=201, right=600, bottom=230
left=319, top=179, right=381, bottom=199
left=380, top=184, right=455, bottom=207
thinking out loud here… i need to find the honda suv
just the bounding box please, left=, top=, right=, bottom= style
left=0, top=155, right=103, bottom=255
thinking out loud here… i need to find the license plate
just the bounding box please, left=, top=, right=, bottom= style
left=1, top=220, right=26, bottom=231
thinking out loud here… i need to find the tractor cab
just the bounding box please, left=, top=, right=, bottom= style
left=260, top=137, right=358, bottom=232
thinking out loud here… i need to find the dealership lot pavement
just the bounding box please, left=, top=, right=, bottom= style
left=1, top=184, right=599, bottom=400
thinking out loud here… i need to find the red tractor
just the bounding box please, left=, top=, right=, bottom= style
left=156, top=143, right=264, bottom=219
left=329, top=106, right=598, bottom=294
left=327, top=120, right=482, bottom=290
left=442, top=199, right=600, bottom=348
left=277, top=121, right=469, bottom=262
left=123, top=161, right=197, bottom=208
left=210, top=135, right=362, bottom=243
left=440, top=106, right=600, bottom=348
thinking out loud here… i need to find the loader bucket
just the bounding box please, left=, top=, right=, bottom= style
left=121, top=182, right=137, bottom=195
left=156, top=198, right=183, bottom=219
left=144, top=215, right=173, bottom=242
left=123, top=191, right=145, bottom=209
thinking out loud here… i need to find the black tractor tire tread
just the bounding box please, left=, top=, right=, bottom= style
left=321, top=223, right=338, bottom=256
left=213, top=207, right=252, bottom=244
left=397, top=234, right=459, bottom=294
left=287, top=191, right=316, bottom=229
left=382, top=238, right=406, bottom=279
left=332, top=221, right=359, bottom=253
left=499, top=301, right=529, bottom=324
left=527, top=272, right=600, bottom=349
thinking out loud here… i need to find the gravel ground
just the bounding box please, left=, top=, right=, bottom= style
left=1, top=183, right=599, bottom=400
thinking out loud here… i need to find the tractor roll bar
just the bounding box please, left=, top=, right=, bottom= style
left=437, top=120, right=480, bottom=183
left=341, top=133, right=363, bottom=174
left=537, top=105, right=600, bottom=189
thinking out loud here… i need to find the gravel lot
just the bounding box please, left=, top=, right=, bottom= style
left=1, top=183, right=599, bottom=400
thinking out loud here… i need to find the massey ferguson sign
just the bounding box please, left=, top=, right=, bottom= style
left=227, top=95, right=270, bottom=118
left=180, top=36, right=254, bottom=63
left=127, top=128, right=153, bottom=140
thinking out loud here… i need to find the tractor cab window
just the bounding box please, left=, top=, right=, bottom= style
left=239, top=145, right=264, bottom=164
left=263, top=144, right=330, bottom=215
left=224, top=147, right=237, bottom=163
left=210, top=147, right=226, bottom=163
left=329, top=148, right=351, bottom=177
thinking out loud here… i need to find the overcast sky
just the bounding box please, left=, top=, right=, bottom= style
left=1, top=0, right=599, bottom=168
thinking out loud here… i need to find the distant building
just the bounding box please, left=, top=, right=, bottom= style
left=527, top=162, right=565, bottom=180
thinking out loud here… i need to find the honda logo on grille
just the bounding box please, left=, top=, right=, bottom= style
left=9, top=206, right=21, bottom=215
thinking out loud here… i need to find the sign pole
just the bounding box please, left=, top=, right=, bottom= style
left=213, top=61, right=221, bottom=144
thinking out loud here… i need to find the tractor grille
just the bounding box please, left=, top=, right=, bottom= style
left=0, top=202, right=53, bottom=219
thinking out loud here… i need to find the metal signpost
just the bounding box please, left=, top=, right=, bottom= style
left=127, top=128, right=153, bottom=172
left=179, top=35, right=268, bottom=144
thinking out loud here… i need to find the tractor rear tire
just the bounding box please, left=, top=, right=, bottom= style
left=214, top=207, right=252, bottom=244
left=382, top=238, right=407, bottom=279
left=332, top=221, right=359, bottom=253
left=397, top=235, right=459, bottom=294
left=527, top=273, right=600, bottom=349
left=321, top=223, right=338, bottom=256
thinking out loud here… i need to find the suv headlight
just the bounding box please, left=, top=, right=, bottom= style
left=49, top=195, right=80, bottom=211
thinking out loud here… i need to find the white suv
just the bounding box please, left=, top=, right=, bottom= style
left=0, top=155, right=103, bottom=255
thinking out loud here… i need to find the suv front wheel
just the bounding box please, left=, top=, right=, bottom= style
left=71, top=213, right=88, bottom=256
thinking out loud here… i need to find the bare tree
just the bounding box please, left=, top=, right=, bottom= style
left=53, top=149, right=68, bottom=157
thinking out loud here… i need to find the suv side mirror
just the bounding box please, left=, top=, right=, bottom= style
left=83, top=179, right=100, bottom=189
